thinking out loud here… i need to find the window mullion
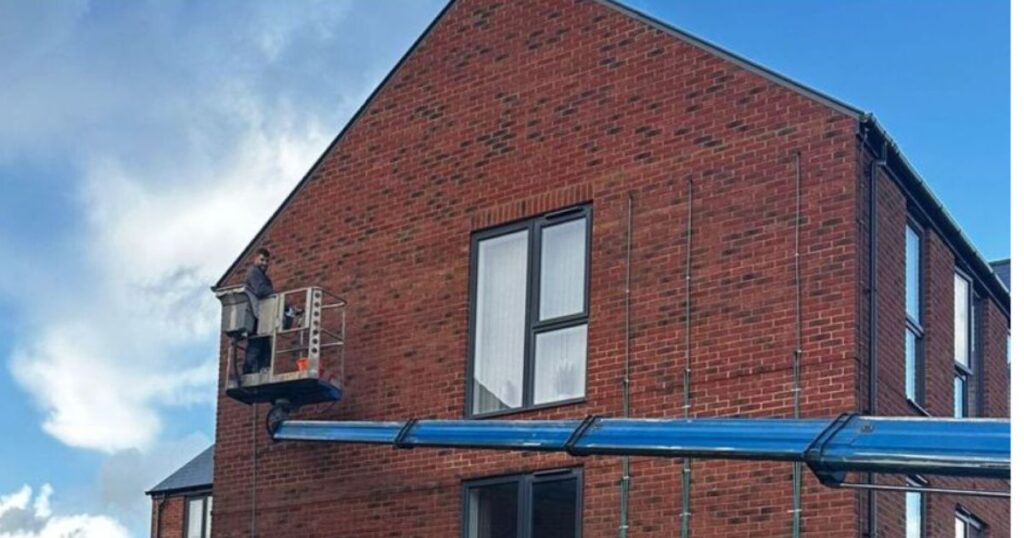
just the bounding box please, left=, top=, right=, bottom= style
left=520, top=475, right=531, bottom=538
left=524, top=220, right=542, bottom=408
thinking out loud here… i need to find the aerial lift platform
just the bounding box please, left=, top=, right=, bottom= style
left=215, top=286, right=346, bottom=408
left=213, top=288, right=1008, bottom=498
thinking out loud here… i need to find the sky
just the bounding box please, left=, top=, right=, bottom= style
left=0, top=1, right=1009, bottom=537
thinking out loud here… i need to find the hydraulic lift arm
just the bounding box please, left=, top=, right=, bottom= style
left=268, top=413, right=1009, bottom=495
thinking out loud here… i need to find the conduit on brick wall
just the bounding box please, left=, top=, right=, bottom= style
left=791, top=152, right=804, bottom=538
left=867, top=133, right=887, bottom=538
left=250, top=403, right=258, bottom=538
left=619, top=194, right=634, bottom=538
left=680, top=179, right=694, bottom=538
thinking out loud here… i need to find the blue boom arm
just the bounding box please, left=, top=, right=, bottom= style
left=269, top=414, right=1009, bottom=490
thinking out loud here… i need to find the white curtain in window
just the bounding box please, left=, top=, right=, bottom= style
left=187, top=498, right=205, bottom=538
left=205, top=497, right=212, bottom=538
left=540, top=219, right=586, bottom=320
left=474, top=232, right=528, bottom=413
left=534, top=324, right=587, bottom=404
left=955, top=274, right=970, bottom=367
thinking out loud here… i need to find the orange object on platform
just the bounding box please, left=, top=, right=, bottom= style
left=296, top=357, right=309, bottom=371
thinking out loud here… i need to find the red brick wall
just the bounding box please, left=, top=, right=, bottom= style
left=862, top=161, right=1010, bottom=537
left=151, top=496, right=185, bottom=538
left=207, top=0, right=905, bottom=536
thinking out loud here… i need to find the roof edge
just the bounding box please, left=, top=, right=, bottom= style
left=145, top=484, right=212, bottom=497
left=861, top=116, right=1010, bottom=317
left=214, top=0, right=459, bottom=289
left=594, top=0, right=864, bottom=119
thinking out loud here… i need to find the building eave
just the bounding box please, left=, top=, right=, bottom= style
left=860, top=116, right=1010, bottom=318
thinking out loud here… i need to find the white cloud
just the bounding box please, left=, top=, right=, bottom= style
left=6, top=108, right=328, bottom=452
left=0, top=484, right=129, bottom=538
left=0, top=487, right=31, bottom=520
left=3, top=1, right=382, bottom=453
left=0, top=1, right=444, bottom=535
left=30, top=487, right=51, bottom=521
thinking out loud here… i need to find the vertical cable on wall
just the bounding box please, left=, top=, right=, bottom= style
left=791, top=152, right=803, bottom=538
left=680, top=178, right=694, bottom=538
left=619, top=194, right=635, bottom=538
left=251, top=404, right=258, bottom=538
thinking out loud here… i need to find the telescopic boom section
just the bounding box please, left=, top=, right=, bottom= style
left=270, top=414, right=1009, bottom=488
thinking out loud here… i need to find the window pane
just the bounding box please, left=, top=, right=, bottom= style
left=955, top=517, right=966, bottom=538
left=905, top=330, right=918, bottom=402
left=205, top=497, right=212, bottom=538
left=954, top=375, right=967, bottom=418
left=906, top=226, right=920, bottom=322
left=467, top=482, right=518, bottom=538
left=187, top=498, right=205, bottom=538
left=533, top=324, right=587, bottom=405
left=905, top=491, right=921, bottom=538
left=532, top=478, right=578, bottom=538
left=539, top=219, right=586, bottom=320
left=473, top=232, right=528, bottom=413
left=955, top=274, right=970, bottom=367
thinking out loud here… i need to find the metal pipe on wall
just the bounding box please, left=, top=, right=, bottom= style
left=619, top=194, right=635, bottom=538
left=251, top=404, right=258, bottom=538
left=867, top=135, right=887, bottom=537
left=681, top=178, right=694, bottom=538
left=791, top=152, right=803, bottom=538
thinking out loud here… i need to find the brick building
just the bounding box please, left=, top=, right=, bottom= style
left=208, top=0, right=1010, bottom=536
left=147, top=445, right=214, bottom=538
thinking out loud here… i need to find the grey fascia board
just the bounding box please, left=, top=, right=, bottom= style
left=145, top=484, right=213, bottom=497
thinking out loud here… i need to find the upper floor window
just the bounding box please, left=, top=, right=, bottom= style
left=906, top=225, right=921, bottom=323
left=186, top=494, right=212, bottom=538
left=905, top=224, right=924, bottom=403
left=953, top=272, right=972, bottom=417
left=954, top=272, right=972, bottom=369
left=955, top=508, right=986, bottom=538
left=468, top=206, right=590, bottom=416
left=464, top=469, right=581, bottom=538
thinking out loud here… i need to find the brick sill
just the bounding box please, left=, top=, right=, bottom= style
left=906, top=398, right=931, bottom=417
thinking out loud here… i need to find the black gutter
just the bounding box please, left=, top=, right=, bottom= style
left=860, top=116, right=1010, bottom=319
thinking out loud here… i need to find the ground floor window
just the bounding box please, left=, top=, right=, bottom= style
left=464, top=468, right=581, bottom=538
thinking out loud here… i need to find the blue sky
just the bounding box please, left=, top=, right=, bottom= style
left=0, top=1, right=1008, bottom=537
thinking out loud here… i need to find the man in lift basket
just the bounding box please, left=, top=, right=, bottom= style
left=243, top=247, right=274, bottom=374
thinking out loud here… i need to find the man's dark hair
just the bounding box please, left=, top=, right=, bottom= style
left=256, top=247, right=271, bottom=258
